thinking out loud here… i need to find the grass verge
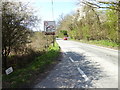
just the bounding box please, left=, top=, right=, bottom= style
left=2, top=42, right=60, bottom=88
left=71, top=39, right=119, bottom=50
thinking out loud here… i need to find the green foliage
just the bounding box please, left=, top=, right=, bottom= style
left=82, top=25, right=90, bottom=40
left=2, top=2, right=39, bottom=69
left=60, top=30, right=68, bottom=35
left=72, top=39, right=119, bottom=49
left=69, top=29, right=77, bottom=39
left=58, top=30, right=68, bottom=38
left=90, top=40, right=119, bottom=47
left=3, top=42, right=60, bottom=88
left=104, top=10, right=118, bottom=42
left=56, top=4, right=119, bottom=47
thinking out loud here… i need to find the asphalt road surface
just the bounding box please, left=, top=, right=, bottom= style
left=34, top=38, right=118, bottom=88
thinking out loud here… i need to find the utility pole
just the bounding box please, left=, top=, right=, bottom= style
left=52, top=33, right=55, bottom=47
left=51, top=0, right=55, bottom=47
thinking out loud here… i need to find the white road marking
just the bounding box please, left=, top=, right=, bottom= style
left=69, top=56, right=89, bottom=82
left=77, top=67, right=89, bottom=82
left=69, top=57, right=74, bottom=63
left=74, top=61, right=79, bottom=63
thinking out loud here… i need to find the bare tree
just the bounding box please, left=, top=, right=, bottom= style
left=78, top=0, right=119, bottom=12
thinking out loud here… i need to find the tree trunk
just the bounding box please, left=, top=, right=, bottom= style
left=2, top=55, right=7, bottom=74
left=2, top=56, right=7, bottom=69
left=2, top=46, right=10, bottom=71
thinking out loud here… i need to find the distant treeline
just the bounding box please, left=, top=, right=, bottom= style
left=57, top=1, right=119, bottom=44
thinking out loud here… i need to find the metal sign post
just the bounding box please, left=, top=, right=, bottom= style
left=53, top=34, right=54, bottom=46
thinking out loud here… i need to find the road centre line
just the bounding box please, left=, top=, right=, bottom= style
left=69, top=56, right=89, bottom=82
left=69, top=57, right=74, bottom=63
left=77, top=67, right=89, bottom=82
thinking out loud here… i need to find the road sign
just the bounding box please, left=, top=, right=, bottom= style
left=5, top=67, right=13, bottom=75
left=44, top=21, right=55, bottom=35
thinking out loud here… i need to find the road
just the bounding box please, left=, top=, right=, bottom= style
left=34, top=39, right=118, bottom=88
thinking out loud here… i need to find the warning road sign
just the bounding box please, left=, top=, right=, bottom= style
left=44, top=21, right=55, bottom=33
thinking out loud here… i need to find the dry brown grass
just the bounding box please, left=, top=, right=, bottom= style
left=29, top=31, right=53, bottom=51
left=6, top=31, right=54, bottom=71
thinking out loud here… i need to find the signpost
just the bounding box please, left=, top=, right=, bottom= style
left=44, top=21, right=55, bottom=35
left=44, top=21, right=56, bottom=46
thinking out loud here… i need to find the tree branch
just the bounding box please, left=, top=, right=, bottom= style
left=82, top=1, right=120, bottom=12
